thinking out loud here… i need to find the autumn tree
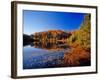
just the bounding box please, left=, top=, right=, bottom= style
left=67, top=14, right=91, bottom=50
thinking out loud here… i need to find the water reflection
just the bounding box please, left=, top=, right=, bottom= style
left=23, top=41, right=70, bottom=69
left=32, top=41, right=69, bottom=50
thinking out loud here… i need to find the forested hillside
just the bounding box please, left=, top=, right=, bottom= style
left=64, top=14, right=91, bottom=66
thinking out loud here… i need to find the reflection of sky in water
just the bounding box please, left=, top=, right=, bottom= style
left=23, top=46, right=66, bottom=69
left=23, top=46, right=49, bottom=58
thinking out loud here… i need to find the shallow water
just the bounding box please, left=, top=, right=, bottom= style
left=23, top=43, right=69, bottom=69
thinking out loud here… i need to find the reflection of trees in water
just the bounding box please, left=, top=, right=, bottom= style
left=23, top=32, right=72, bottom=69
left=31, top=30, right=71, bottom=50
left=23, top=30, right=72, bottom=50
left=30, top=41, right=70, bottom=51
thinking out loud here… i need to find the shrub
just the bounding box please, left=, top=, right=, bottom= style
left=64, top=46, right=90, bottom=66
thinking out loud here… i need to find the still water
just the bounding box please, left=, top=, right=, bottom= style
left=23, top=42, right=69, bottom=69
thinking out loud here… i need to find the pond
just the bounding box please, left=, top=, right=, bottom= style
left=23, top=42, right=70, bottom=69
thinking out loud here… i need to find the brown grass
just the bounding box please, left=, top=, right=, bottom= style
left=63, top=44, right=90, bottom=66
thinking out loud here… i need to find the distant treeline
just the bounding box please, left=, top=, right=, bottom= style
left=23, top=30, right=72, bottom=45
left=23, top=34, right=34, bottom=46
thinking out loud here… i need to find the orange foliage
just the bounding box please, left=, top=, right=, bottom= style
left=64, top=45, right=90, bottom=66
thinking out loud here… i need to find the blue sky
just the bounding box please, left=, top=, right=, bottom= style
left=23, top=10, right=85, bottom=35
